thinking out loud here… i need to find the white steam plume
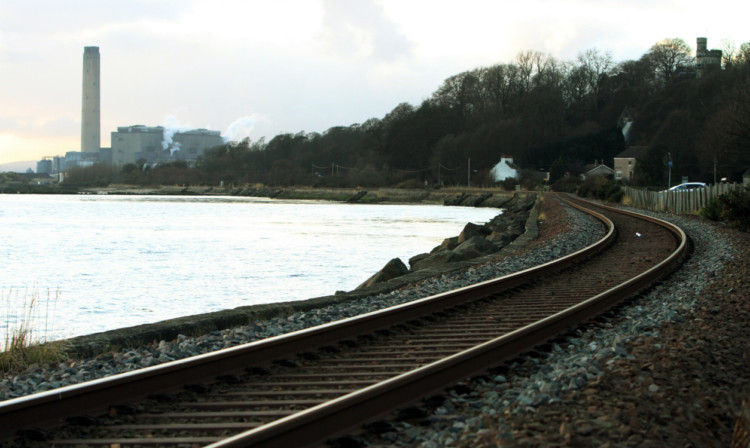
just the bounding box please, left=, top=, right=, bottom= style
left=162, top=115, right=192, bottom=156
left=222, top=115, right=264, bottom=143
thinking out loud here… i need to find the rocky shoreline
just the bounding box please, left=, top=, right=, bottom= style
left=79, top=184, right=517, bottom=208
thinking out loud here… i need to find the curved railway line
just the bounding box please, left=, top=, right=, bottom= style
left=0, top=194, right=688, bottom=447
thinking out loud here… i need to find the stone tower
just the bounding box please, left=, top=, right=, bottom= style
left=696, top=37, right=722, bottom=78
left=81, top=46, right=100, bottom=153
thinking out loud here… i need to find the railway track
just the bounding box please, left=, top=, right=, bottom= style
left=0, top=195, right=688, bottom=447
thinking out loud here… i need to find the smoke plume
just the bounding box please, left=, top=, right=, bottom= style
left=162, top=115, right=191, bottom=156
left=222, top=115, right=259, bottom=143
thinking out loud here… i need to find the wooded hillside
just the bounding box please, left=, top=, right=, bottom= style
left=67, top=38, right=750, bottom=189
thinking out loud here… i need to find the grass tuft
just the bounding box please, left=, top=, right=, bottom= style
left=1, top=288, right=67, bottom=373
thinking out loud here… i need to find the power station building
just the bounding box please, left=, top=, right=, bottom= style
left=81, top=46, right=225, bottom=166
left=111, top=125, right=224, bottom=165
left=34, top=46, right=226, bottom=174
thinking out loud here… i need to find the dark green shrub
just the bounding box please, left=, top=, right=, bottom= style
left=700, top=197, right=722, bottom=221
left=576, top=177, right=622, bottom=202
left=551, top=176, right=579, bottom=193
left=718, top=186, right=750, bottom=232
left=601, top=181, right=623, bottom=202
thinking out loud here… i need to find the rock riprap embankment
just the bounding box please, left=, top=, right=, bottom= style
left=358, top=194, right=537, bottom=289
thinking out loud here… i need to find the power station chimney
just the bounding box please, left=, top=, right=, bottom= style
left=81, top=46, right=100, bottom=153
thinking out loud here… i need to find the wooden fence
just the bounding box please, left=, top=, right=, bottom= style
left=622, top=184, right=740, bottom=214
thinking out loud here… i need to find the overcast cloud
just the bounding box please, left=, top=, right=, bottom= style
left=1, top=0, right=748, bottom=165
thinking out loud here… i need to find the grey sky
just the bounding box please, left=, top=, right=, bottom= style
left=1, top=0, right=747, bottom=164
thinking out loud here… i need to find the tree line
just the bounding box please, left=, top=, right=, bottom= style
left=64, top=38, right=750, bottom=189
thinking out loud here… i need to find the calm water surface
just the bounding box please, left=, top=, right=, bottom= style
left=1, top=194, right=499, bottom=341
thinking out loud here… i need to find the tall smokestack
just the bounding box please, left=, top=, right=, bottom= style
left=81, top=46, right=100, bottom=153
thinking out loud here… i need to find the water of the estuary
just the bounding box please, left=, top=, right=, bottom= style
left=1, top=194, right=500, bottom=342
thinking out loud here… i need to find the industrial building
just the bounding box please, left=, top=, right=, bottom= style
left=111, top=125, right=224, bottom=165
left=33, top=46, right=225, bottom=174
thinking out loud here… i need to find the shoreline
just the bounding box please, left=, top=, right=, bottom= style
left=3, top=184, right=518, bottom=208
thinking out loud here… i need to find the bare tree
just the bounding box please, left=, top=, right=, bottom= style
left=563, top=63, right=590, bottom=107
left=647, top=38, right=693, bottom=87
left=533, top=54, right=564, bottom=89
left=576, top=48, right=614, bottom=110
left=720, top=38, right=737, bottom=69
left=433, top=71, right=482, bottom=120
left=515, top=50, right=537, bottom=93
left=480, top=64, right=522, bottom=117
left=737, top=42, right=750, bottom=69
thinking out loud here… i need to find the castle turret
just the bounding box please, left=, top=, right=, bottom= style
left=696, top=37, right=722, bottom=78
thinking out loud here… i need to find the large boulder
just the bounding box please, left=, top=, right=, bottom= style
left=461, top=193, right=493, bottom=207
left=452, top=235, right=497, bottom=260
left=488, top=229, right=521, bottom=245
left=444, top=193, right=468, bottom=206
left=458, top=222, right=491, bottom=243
left=431, top=236, right=459, bottom=253
left=410, top=250, right=460, bottom=272
left=356, top=258, right=409, bottom=289
left=408, top=253, right=430, bottom=267
left=481, top=195, right=515, bottom=209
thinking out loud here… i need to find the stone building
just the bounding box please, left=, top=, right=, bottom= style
left=614, top=146, right=648, bottom=184
left=696, top=37, right=722, bottom=78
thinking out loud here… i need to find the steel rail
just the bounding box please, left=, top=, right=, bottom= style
left=208, top=195, right=689, bottom=447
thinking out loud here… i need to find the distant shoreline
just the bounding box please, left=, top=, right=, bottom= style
left=2, top=184, right=518, bottom=208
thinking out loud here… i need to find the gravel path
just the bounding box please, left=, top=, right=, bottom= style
left=3, top=196, right=747, bottom=448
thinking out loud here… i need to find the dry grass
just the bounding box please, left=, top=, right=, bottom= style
left=1, top=288, right=67, bottom=373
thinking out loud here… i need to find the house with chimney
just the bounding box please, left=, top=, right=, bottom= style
left=614, top=146, right=648, bottom=184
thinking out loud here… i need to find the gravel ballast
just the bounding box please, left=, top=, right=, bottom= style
left=355, top=205, right=750, bottom=448
left=2, top=196, right=748, bottom=447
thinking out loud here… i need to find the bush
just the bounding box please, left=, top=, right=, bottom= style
left=600, top=180, right=624, bottom=202
left=63, top=163, right=118, bottom=187
left=576, top=176, right=622, bottom=202
left=703, top=186, right=750, bottom=232
left=551, top=176, right=579, bottom=193
left=700, top=197, right=723, bottom=221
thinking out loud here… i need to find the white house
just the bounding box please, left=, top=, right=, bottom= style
left=490, top=157, right=519, bottom=182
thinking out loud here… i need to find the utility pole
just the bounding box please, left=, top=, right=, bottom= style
left=667, top=152, right=672, bottom=189
left=467, top=158, right=471, bottom=187
left=713, top=154, right=717, bottom=184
